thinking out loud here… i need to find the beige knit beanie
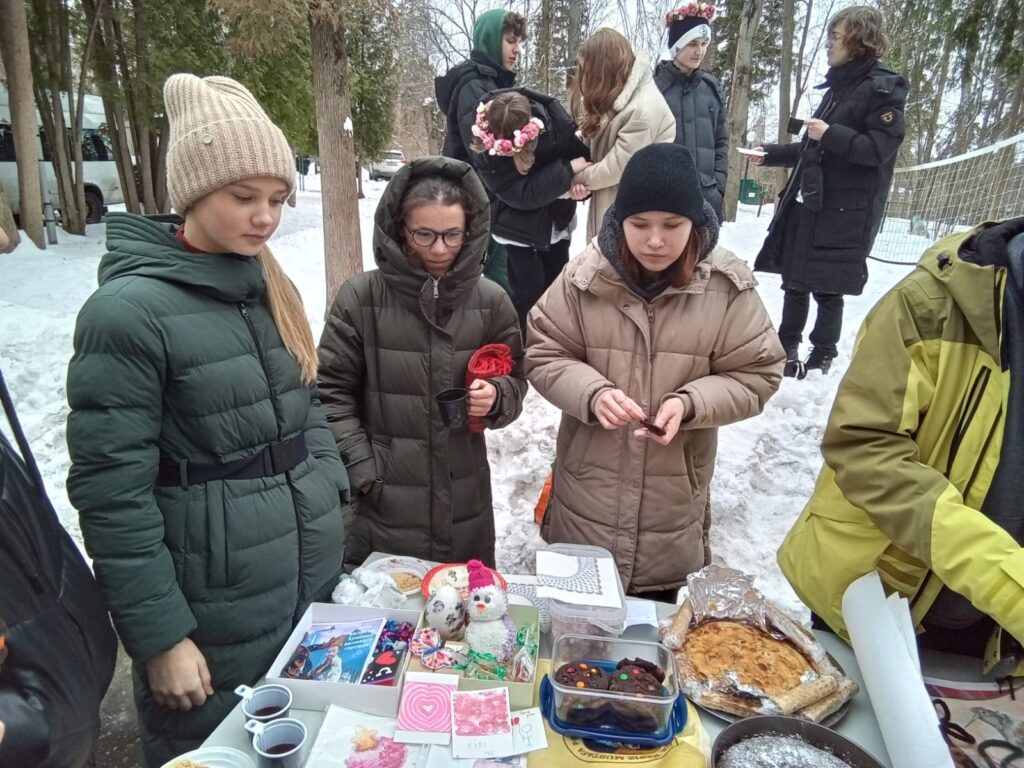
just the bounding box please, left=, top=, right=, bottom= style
left=164, top=73, right=296, bottom=212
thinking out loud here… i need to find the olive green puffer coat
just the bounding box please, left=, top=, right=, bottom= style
left=318, top=157, right=526, bottom=568
left=66, top=213, right=347, bottom=764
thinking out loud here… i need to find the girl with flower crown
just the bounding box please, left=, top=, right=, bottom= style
left=654, top=3, right=729, bottom=223
left=470, top=88, right=592, bottom=333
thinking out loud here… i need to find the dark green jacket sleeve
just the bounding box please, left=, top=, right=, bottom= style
left=318, top=282, right=376, bottom=493
left=482, top=289, right=528, bottom=429
left=66, top=294, right=197, bottom=663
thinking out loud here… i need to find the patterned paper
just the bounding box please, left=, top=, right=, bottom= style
left=394, top=671, right=459, bottom=746
left=450, top=688, right=515, bottom=760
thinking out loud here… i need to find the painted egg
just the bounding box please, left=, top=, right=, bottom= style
left=425, top=584, right=466, bottom=640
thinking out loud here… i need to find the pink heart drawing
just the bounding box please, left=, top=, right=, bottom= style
left=397, top=681, right=453, bottom=733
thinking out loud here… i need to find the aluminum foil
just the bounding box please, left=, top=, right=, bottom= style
left=686, top=564, right=772, bottom=634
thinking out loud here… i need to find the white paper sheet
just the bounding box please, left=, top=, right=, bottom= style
left=625, top=598, right=659, bottom=628
left=842, top=572, right=953, bottom=768
left=535, top=551, right=622, bottom=608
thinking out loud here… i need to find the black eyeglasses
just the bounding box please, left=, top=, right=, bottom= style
left=405, top=226, right=466, bottom=248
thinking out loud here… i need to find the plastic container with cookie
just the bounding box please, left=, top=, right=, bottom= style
left=539, top=633, right=687, bottom=748
left=661, top=565, right=860, bottom=725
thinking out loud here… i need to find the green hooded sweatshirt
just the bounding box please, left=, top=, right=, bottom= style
left=473, top=8, right=508, bottom=64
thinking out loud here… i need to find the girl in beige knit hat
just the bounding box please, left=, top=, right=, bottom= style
left=66, top=74, right=349, bottom=766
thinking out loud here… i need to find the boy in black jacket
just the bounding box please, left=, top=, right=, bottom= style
left=436, top=9, right=528, bottom=293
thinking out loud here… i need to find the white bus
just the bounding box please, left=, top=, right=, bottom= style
left=0, top=85, right=126, bottom=223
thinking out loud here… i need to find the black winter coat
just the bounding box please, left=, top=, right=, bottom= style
left=436, top=51, right=516, bottom=163
left=654, top=62, right=728, bottom=222
left=1, top=370, right=117, bottom=768
left=472, top=88, right=590, bottom=252
left=753, top=58, right=908, bottom=295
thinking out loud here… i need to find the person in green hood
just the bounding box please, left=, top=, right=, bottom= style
left=435, top=8, right=528, bottom=295
left=318, top=156, right=527, bottom=570
left=65, top=74, right=348, bottom=766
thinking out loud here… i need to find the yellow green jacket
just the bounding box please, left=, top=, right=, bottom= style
left=778, top=224, right=1024, bottom=647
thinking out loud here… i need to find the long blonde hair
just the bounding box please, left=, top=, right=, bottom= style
left=570, top=28, right=636, bottom=140
left=257, top=247, right=318, bottom=385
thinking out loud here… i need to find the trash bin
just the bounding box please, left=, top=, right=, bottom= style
left=739, top=179, right=763, bottom=205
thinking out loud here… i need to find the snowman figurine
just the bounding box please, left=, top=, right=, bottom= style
left=464, top=559, right=517, bottom=662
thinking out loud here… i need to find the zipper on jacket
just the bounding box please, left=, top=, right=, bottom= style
left=946, top=366, right=991, bottom=477
left=962, top=404, right=1002, bottom=503
left=432, top=278, right=440, bottom=300
left=239, top=302, right=284, bottom=442
left=647, top=306, right=656, bottom=363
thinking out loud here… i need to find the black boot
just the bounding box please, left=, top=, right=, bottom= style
left=805, top=347, right=836, bottom=374
left=783, top=346, right=806, bottom=379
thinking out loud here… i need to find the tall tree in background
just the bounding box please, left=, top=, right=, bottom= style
left=774, top=0, right=794, bottom=200
left=721, top=0, right=764, bottom=221
left=0, top=0, right=45, bottom=247
left=349, top=0, right=400, bottom=177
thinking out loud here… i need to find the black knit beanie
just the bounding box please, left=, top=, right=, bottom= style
left=615, top=144, right=705, bottom=224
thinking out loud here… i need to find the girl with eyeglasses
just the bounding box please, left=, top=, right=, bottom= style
left=318, top=157, right=527, bottom=569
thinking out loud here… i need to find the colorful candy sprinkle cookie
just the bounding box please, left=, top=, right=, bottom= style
left=616, top=656, right=666, bottom=683
left=553, top=661, right=610, bottom=690
left=608, top=664, right=664, bottom=696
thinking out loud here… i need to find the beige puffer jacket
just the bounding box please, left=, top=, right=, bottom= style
left=574, top=54, right=677, bottom=241
left=525, top=228, right=785, bottom=592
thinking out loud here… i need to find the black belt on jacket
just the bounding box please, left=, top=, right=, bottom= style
left=156, top=434, right=309, bottom=488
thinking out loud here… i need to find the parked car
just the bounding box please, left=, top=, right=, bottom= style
left=369, top=149, right=406, bottom=181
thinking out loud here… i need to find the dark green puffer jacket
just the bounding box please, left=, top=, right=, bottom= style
left=66, top=214, right=347, bottom=759
left=318, top=157, right=526, bottom=568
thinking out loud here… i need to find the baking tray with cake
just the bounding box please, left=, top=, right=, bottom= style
left=662, top=565, right=859, bottom=726
left=539, top=633, right=687, bottom=748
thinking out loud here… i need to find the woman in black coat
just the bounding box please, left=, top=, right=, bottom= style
left=752, top=5, right=908, bottom=377
left=469, top=88, right=591, bottom=333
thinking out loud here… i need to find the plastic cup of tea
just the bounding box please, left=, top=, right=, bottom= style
left=235, top=684, right=292, bottom=728
left=245, top=718, right=307, bottom=768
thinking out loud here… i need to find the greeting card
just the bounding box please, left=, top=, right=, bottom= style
left=450, top=688, right=515, bottom=760
left=279, top=618, right=385, bottom=684
left=394, top=671, right=459, bottom=745
left=305, top=705, right=427, bottom=768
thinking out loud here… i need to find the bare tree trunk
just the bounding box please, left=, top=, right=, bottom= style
left=722, top=0, right=765, bottom=222
left=775, top=0, right=795, bottom=202
left=83, top=0, right=141, bottom=213
left=131, top=0, right=158, bottom=213
left=309, top=7, right=363, bottom=312
left=0, top=181, right=22, bottom=251
left=0, top=0, right=46, bottom=247
left=154, top=116, right=171, bottom=212
left=1007, top=69, right=1024, bottom=138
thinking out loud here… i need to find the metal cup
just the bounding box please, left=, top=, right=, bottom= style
left=245, top=718, right=307, bottom=768
left=235, top=684, right=292, bottom=728
left=436, top=387, right=469, bottom=429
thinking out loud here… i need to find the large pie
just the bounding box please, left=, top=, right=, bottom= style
left=664, top=600, right=858, bottom=721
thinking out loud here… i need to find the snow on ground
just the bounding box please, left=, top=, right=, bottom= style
left=0, top=175, right=919, bottom=622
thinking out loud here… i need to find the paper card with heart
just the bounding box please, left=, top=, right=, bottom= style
left=395, top=671, right=459, bottom=745
left=451, top=688, right=516, bottom=759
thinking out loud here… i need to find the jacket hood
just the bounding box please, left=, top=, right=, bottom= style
left=473, top=9, right=508, bottom=65
left=372, top=156, right=490, bottom=320
left=435, top=52, right=514, bottom=114
left=917, top=218, right=1024, bottom=362
left=614, top=54, right=654, bottom=114
left=99, top=212, right=265, bottom=303
left=584, top=200, right=730, bottom=302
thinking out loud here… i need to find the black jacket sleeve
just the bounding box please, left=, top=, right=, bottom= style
left=762, top=141, right=802, bottom=168
left=475, top=155, right=574, bottom=211
left=818, top=75, right=909, bottom=167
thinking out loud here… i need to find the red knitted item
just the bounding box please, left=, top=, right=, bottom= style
left=465, top=343, right=514, bottom=433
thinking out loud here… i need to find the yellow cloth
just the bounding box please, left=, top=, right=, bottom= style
left=528, top=660, right=710, bottom=767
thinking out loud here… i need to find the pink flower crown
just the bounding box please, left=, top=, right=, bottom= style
left=666, top=2, right=717, bottom=24
left=471, top=102, right=545, bottom=157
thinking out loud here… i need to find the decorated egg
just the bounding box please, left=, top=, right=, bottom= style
left=425, top=584, right=466, bottom=640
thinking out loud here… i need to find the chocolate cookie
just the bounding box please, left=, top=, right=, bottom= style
left=608, top=664, right=664, bottom=696
left=616, top=657, right=666, bottom=683
left=553, top=661, right=610, bottom=690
